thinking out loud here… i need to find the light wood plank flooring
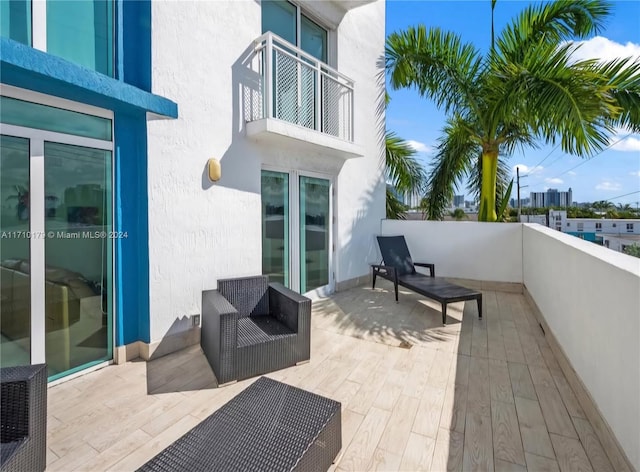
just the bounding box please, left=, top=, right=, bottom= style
left=46, top=281, right=618, bottom=471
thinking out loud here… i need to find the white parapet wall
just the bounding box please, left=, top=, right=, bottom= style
left=380, top=220, right=523, bottom=283
left=523, top=224, right=640, bottom=470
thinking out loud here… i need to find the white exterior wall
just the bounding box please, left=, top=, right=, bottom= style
left=329, top=1, right=386, bottom=284
left=523, top=224, right=640, bottom=470
left=380, top=220, right=523, bottom=283
left=146, top=1, right=385, bottom=341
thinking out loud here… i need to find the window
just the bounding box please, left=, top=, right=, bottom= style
left=577, top=222, right=584, bottom=232
left=47, top=1, right=114, bottom=76
left=627, top=223, right=634, bottom=233
left=1, top=96, right=112, bottom=140
left=0, top=0, right=31, bottom=45
left=1, top=0, right=114, bottom=77
left=596, top=222, right=602, bottom=231
left=262, top=0, right=328, bottom=62
left=566, top=222, right=570, bottom=227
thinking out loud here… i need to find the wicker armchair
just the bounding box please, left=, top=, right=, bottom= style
left=201, top=276, right=311, bottom=385
left=0, top=364, right=47, bottom=472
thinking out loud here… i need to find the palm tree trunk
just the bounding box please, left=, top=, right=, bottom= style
left=479, top=150, right=498, bottom=222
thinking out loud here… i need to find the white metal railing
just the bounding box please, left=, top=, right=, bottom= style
left=252, top=32, right=354, bottom=142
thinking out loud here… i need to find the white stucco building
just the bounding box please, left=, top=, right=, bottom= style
left=1, top=0, right=385, bottom=377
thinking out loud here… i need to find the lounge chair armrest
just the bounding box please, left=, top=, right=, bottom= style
left=414, top=262, right=435, bottom=277
left=269, top=283, right=311, bottom=332
left=371, top=264, right=398, bottom=281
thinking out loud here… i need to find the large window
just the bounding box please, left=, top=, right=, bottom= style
left=0, top=0, right=114, bottom=77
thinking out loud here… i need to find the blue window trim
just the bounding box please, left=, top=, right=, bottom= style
left=0, top=37, right=177, bottom=118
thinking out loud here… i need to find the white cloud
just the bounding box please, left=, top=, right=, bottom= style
left=570, top=36, right=640, bottom=64
left=630, top=171, right=640, bottom=177
left=406, top=140, right=431, bottom=153
left=545, top=178, right=564, bottom=184
left=568, top=171, right=577, bottom=176
left=610, top=135, right=640, bottom=152
left=595, top=180, right=622, bottom=191
left=513, top=164, right=544, bottom=175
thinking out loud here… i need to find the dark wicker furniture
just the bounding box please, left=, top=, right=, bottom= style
left=202, top=276, right=311, bottom=385
left=373, top=235, right=482, bottom=324
left=0, top=364, right=47, bottom=472
left=138, top=376, right=342, bottom=472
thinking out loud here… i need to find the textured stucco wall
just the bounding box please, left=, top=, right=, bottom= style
left=523, top=224, right=640, bottom=470
left=380, top=220, right=524, bottom=283
left=146, top=1, right=385, bottom=341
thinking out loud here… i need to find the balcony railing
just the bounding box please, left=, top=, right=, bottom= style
left=252, top=32, right=354, bottom=142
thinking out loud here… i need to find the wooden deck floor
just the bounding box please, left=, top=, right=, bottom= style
left=46, top=281, right=617, bottom=471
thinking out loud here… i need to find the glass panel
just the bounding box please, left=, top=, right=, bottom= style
left=0, top=96, right=112, bottom=141
left=0, top=135, right=31, bottom=368
left=261, top=171, right=289, bottom=287
left=300, top=176, right=330, bottom=293
left=47, top=0, right=114, bottom=76
left=0, top=0, right=31, bottom=45
left=300, top=15, right=326, bottom=62
left=261, top=0, right=296, bottom=44
left=44, top=142, right=112, bottom=379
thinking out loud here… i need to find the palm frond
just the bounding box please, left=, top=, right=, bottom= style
left=385, top=131, right=426, bottom=194
left=386, top=26, right=483, bottom=117
left=386, top=188, right=408, bottom=220
left=497, top=0, right=611, bottom=63
left=424, top=117, right=479, bottom=220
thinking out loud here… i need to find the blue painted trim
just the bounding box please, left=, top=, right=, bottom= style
left=0, top=37, right=177, bottom=118
left=121, top=0, right=151, bottom=91
left=114, top=111, right=150, bottom=346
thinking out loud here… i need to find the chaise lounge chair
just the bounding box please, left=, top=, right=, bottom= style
left=372, top=235, right=482, bottom=324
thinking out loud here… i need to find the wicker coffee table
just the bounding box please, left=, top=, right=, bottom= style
left=138, top=377, right=342, bottom=472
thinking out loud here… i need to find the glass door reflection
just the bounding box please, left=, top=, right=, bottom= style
left=261, top=171, right=290, bottom=286
left=44, top=142, right=112, bottom=379
left=299, top=176, right=330, bottom=293
left=0, top=135, right=31, bottom=368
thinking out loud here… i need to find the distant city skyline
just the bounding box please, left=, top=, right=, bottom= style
left=386, top=1, right=640, bottom=206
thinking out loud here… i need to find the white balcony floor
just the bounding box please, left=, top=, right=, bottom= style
left=46, top=281, right=617, bottom=471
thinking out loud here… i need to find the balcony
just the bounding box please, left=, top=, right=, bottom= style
left=245, top=32, right=363, bottom=159
left=44, top=222, right=638, bottom=471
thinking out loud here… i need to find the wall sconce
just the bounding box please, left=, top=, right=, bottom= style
left=208, top=158, right=221, bottom=182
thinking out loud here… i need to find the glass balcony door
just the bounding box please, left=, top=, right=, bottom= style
left=262, top=0, right=328, bottom=130
left=261, top=169, right=333, bottom=296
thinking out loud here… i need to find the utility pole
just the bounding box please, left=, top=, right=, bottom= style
left=517, top=168, right=528, bottom=221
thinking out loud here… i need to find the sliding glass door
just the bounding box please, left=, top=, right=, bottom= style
left=0, top=91, right=113, bottom=380
left=0, top=136, right=32, bottom=367
left=261, top=169, right=333, bottom=295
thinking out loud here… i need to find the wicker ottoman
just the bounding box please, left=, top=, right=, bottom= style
left=138, top=377, right=341, bottom=472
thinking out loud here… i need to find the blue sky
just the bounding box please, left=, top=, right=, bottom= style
left=386, top=0, right=640, bottom=206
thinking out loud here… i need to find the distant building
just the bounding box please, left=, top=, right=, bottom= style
left=548, top=210, right=640, bottom=251
left=453, top=195, right=464, bottom=208
left=529, top=188, right=572, bottom=208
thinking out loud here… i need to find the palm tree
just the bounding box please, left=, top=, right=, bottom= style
left=385, top=131, right=426, bottom=219
left=386, top=0, right=640, bottom=221
left=592, top=200, right=614, bottom=212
